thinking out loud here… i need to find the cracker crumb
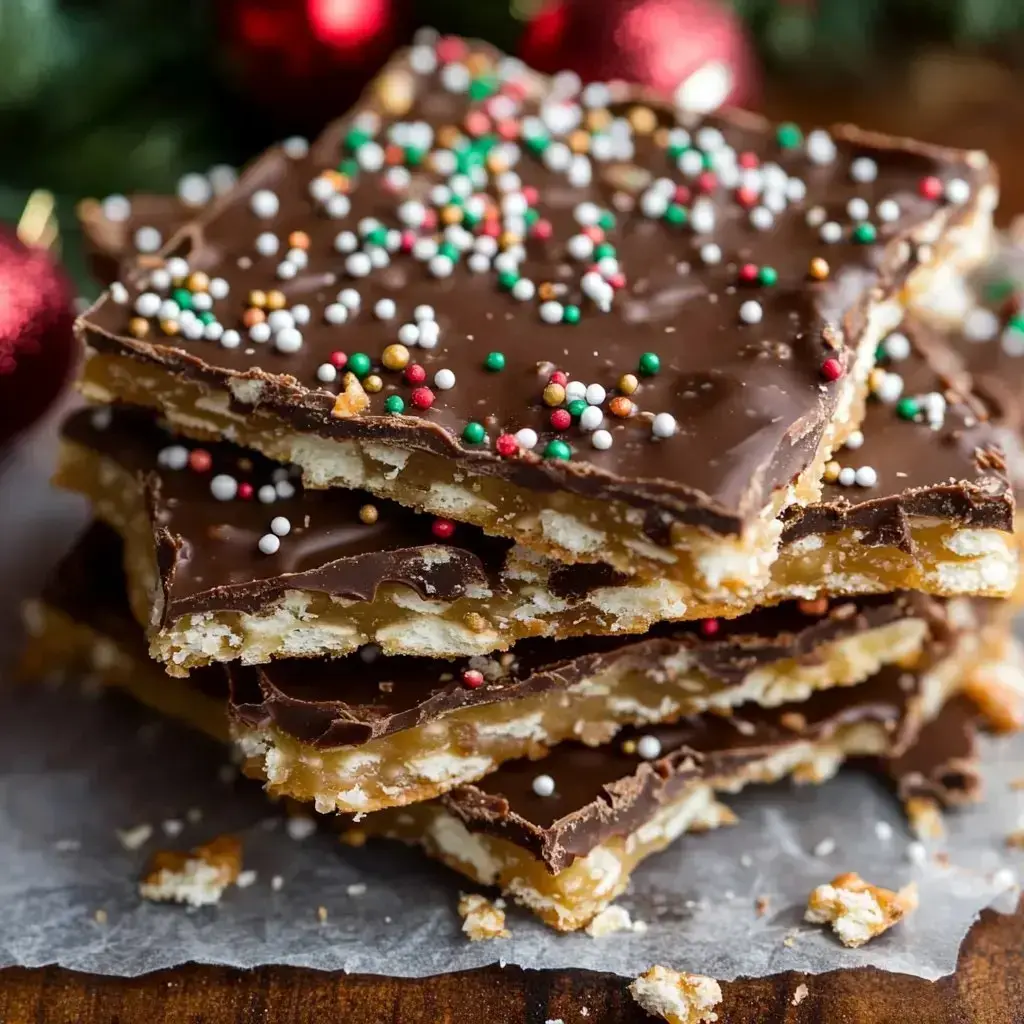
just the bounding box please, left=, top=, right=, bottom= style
left=874, top=821, right=894, bottom=842
left=55, top=838, right=81, bottom=852
left=1010, top=777, right=1024, bottom=791
left=117, top=824, right=153, bottom=851
left=458, top=893, right=510, bottom=941
left=271, top=875, right=284, bottom=892
left=317, top=906, right=328, bottom=923
left=792, top=983, right=808, bottom=1006
left=805, top=872, right=918, bottom=948
left=236, top=870, right=257, bottom=889
left=1006, top=831, right=1024, bottom=849
left=906, top=841, right=928, bottom=866
left=140, top=835, right=242, bottom=907
left=783, top=934, right=796, bottom=948
left=993, top=868, right=1018, bottom=890
left=813, top=837, right=836, bottom=857
left=755, top=895, right=770, bottom=918
left=161, top=819, right=184, bottom=837
left=332, top=372, right=370, bottom=418
left=629, top=965, right=722, bottom=1024
left=346, top=883, right=367, bottom=897
left=585, top=905, right=635, bottom=938
left=186, top=807, right=203, bottom=824
left=94, top=908, right=108, bottom=925
left=286, top=816, right=317, bottom=841
left=905, top=797, right=944, bottom=839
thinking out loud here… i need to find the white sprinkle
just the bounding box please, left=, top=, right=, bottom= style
left=309, top=176, right=336, bottom=202
left=90, top=407, right=113, bottom=430
left=414, top=304, right=435, bottom=322
left=468, top=252, right=491, bottom=274
left=805, top=205, right=827, bottom=228
left=258, top=485, right=277, bottom=504
left=814, top=837, right=836, bottom=857
left=181, top=318, right=204, bottom=340
left=220, top=329, right=241, bottom=349
left=875, top=821, right=894, bottom=841
left=250, top=190, right=280, bottom=218
left=274, top=327, right=303, bottom=353
left=249, top=322, right=271, bottom=344
left=326, top=193, right=351, bottom=219
left=255, top=232, right=279, bottom=257
left=565, top=381, right=587, bottom=403
left=838, top=467, right=856, bottom=487
left=945, top=178, right=971, bottom=204
left=158, top=446, right=189, bottom=470
left=850, top=157, right=878, bottom=183
left=418, top=321, right=440, bottom=349
left=346, top=252, right=372, bottom=277
left=875, top=372, right=904, bottom=403
left=134, top=292, right=161, bottom=318
left=907, top=841, right=928, bottom=866
left=652, top=412, right=677, bottom=438
left=539, top=301, right=563, bottom=324
left=700, top=243, right=722, bottom=265
left=374, top=299, right=397, bottom=320
left=282, top=135, right=309, bottom=159
left=877, top=199, right=901, bottom=223
left=290, top=304, right=310, bottom=326
left=149, top=268, right=172, bottom=291
left=993, top=867, right=1017, bottom=890
left=591, top=429, right=613, bottom=450
left=258, top=534, right=281, bottom=555
left=585, top=383, right=606, bottom=406
left=846, top=197, right=870, bottom=221
left=271, top=875, right=284, bottom=892
left=512, top=279, right=536, bottom=302
left=177, top=172, right=212, bottom=207
left=207, top=276, right=229, bottom=300
left=640, top=190, right=669, bottom=219
left=275, top=260, right=297, bottom=281
left=806, top=129, right=836, bottom=165
left=749, top=206, right=774, bottom=231
left=964, top=307, right=1000, bottom=341
left=210, top=475, right=237, bottom=501
left=338, top=288, right=361, bottom=311
left=286, top=816, right=317, bottom=841
left=434, top=368, right=456, bottom=390
left=165, top=257, right=190, bottom=280
left=324, top=303, right=348, bottom=325
left=429, top=254, right=454, bottom=278
left=820, top=221, right=843, bottom=244
left=267, top=310, right=294, bottom=333
left=109, top=282, right=130, bottom=305
left=567, top=234, right=594, bottom=260
left=844, top=430, right=864, bottom=450
left=636, top=735, right=662, bottom=760
left=285, top=247, right=308, bottom=270
left=134, top=226, right=162, bottom=254
left=531, top=774, right=556, bottom=797
left=162, top=818, right=184, bottom=837
left=739, top=300, right=763, bottom=324
left=884, top=332, right=912, bottom=361
left=270, top=516, right=291, bottom=537
left=397, top=323, right=420, bottom=345
left=317, top=363, right=337, bottom=383
left=690, top=199, right=716, bottom=234
left=100, top=194, right=132, bottom=222
left=334, top=231, right=358, bottom=253
left=579, top=406, right=603, bottom=432
left=276, top=480, right=296, bottom=500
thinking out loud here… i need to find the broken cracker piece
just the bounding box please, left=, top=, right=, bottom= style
left=629, top=965, right=722, bottom=1024
left=585, top=904, right=634, bottom=938
left=139, top=835, right=242, bottom=907
left=905, top=796, right=945, bottom=839
left=805, top=872, right=918, bottom=948
left=792, top=983, right=809, bottom=1006
left=458, top=893, right=510, bottom=942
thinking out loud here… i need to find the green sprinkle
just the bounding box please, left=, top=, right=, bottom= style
left=345, top=128, right=371, bottom=150
left=897, top=397, right=919, bottom=421
left=385, top=395, right=405, bottom=414
left=404, top=146, right=426, bottom=167
left=198, top=311, right=216, bottom=325
left=664, top=204, right=688, bottom=226
left=338, top=158, right=360, bottom=178
left=1009, top=313, right=1024, bottom=334
left=562, top=305, right=581, bottom=324
left=666, top=142, right=687, bottom=161
left=462, top=210, right=481, bottom=228
left=172, top=288, right=193, bottom=311
left=543, top=439, right=572, bottom=461
left=638, top=352, right=661, bottom=377
left=853, top=223, right=877, bottom=244
left=702, top=151, right=715, bottom=170
left=776, top=122, right=803, bottom=149
left=468, top=75, right=498, bottom=101
left=598, top=211, right=616, bottom=231
left=984, top=279, right=1017, bottom=304
left=438, top=242, right=460, bottom=262
left=525, top=133, right=549, bottom=154
left=366, top=227, right=388, bottom=247
left=498, top=270, right=519, bottom=290
left=484, top=351, right=506, bottom=372
left=567, top=399, right=587, bottom=418
left=758, top=266, right=778, bottom=287
left=524, top=208, right=540, bottom=226
left=462, top=421, right=486, bottom=445
left=348, top=352, right=372, bottom=378
left=594, top=243, right=616, bottom=261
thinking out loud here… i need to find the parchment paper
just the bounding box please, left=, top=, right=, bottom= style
left=0, top=411, right=1021, bottom=982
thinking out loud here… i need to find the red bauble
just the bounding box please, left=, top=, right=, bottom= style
left=0, top=230, right=76, bottom=448
left=219, top=0, right=412, bottom=129
left=519, top=0, right=759, bottom=112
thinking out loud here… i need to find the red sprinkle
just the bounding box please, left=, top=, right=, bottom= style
left=435, top=36, right=466, bottom=62
left=673, top=185, right=692, bottom=204
left=495, top=433, right=519, bottom=457
left=496, top=118, right=520, bottom=141
left=582, top=225, right=604, bottom=243
left=736, top=186, right=759, bottom=208
left=521, top=186, right=539, bottom=206
left=549, top=370, right=568, bottom=386
left=919, top=176, right=944, bottom=201
left=700, top=618, right=720, bottom=637
left=431, top=518, right=456, bottom=539
left=608, top=272, right=626, bottom=289
left=481, top=220, right=501, bottom=238
left=462, top=669, right=485, bottom=689
left=188, top=449, right=212, bottom=473
left=421, top=209, right=438, bottom=232
left=738, top=151, right=760, bottom=169
left=738, top=263, right=759, bottom=284
left=550, top=409, right=572, bottom=431
left=697, top=171, right=717, bottom=194
left=329, top=351, right=348, bottom=368
left=530, top=219, right=553, bottom=240
left=410, top=386, right=435, bottom=409
left=399, top=230, right=417, bottom=253
left=237, top=482, right=254, bottom=501
left=405, top=363, right=427, bottom=384
left=464, top=110, right=491, bottom=137
left=821, top=357, right=844, bottom=382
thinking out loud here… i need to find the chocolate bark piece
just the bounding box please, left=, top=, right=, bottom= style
left=77, top=36, right=997, bottom=589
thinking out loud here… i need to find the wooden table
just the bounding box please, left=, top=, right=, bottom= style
left=4, top=54, right=1024, bottom=1023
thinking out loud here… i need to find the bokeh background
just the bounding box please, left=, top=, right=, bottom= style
left=4, top=0, right=1024, bottom=282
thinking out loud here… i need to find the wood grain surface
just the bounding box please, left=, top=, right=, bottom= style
left=3, top=56, right=1024, bottom=1024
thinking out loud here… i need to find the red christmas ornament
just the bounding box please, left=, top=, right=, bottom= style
left=519, top=0, right=759, bottom=112
left=0, top=228, right=76, bottom=449
left=219, top=0, right=411, bottom=129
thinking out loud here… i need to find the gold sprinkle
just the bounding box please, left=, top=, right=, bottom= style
left=363, top=374, right=383, bottom=393
left=160, top=320, right=180, bottom=336
left=618, top=373, right=639, bottom=396
left=381, top=343, right=411, bottom=371
left=288, top=230, right=310, bottom=251
left=376, top=69, right=414, bottom=115
left=242, top=308, right=266, bottom=328
left=809, top=257, right=830, bottom=281
left=653, top=126, right=671, bottom=148
left=465, top=52, right=490, bottom=76
left=538, top=282, right=557, bottom=302
left=441, top=205, right=463, bottom=225
left=499, top=231, right=521, bottom=250
left=187, top=271, right=210, bottom=293
left=867, top=368, right=886, bottom=393
left=543, top=382, right=567, bottom=407
left=798, top=597, right=829, bottom=617
left=609, top=396, right=634, bottom=418
left=265, top=290, right=287, bottom=311
left=485, top=152, right=509, bottom=174
left=628, top=106, right=657, bottom=135
left=568, top=129, right=591, bottom=154
left=621, top=739, right=637, bottom=755
left=128, top=317, right=150, bottom=339
left=248, top=289, right=267, bottom=309
left=358, top=504, right=379, bottom=525
left=823, top=460, right=841, bottom=483
left=437, top=125, right=461, bottom=150
left=586, top=109, right=612, bottom=132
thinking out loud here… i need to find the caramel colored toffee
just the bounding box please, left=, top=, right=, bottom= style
left=78, top=36, right=995, bottom=580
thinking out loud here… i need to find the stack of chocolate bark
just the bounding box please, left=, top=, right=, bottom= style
left=23, top=33, right=1024, bottom=932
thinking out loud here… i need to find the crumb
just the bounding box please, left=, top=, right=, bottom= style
left=993, top=868, right=1018, bottom=890
left=874, top=821, right=894, bottom=842
left=633, top=919, right=649, bottom=934
left=545, top=1020, right=564, bottom=1024
left=906, top=842, right=928, bottom=866
left=905, top=797, right=944, bottom=840
left=94, top=908, right=108, bottom=925
left=236, top=870, right=257, bottom=889
left=116, top=824, right=153, bottom=851
left=783, top=934, right=796, bottom=948
left=813, top=837, right=836, bottom=857
left=458, top=893, right=510, bottom=941
left=629, top=965, right=722, bottom=1024
left=218, top=764, right=238, bottom=785
left=342, top=827, right=368, bottom=847
left=271, top=875, right=284, bottom=891
left=139, top=835, right=242, bottom=907
left=317, top=905, right=328, bottom=923
left=161, top=819, right=184, bottom=837
left=186, top=807, right=203, bottom=824
left=792, top=983, right=808, bottom=1006
left=346, top=883, right=367, bottom=897
left=935, top=851, right=951, bottom=868
left=1006, top=831, right=1024, bottom=849
left=739, top=854, right=753, bottom=868
left=581, top=1010, right=590, bottom=1017
left=286, top=816, right=317, bottom=841
left=585, top=905, right=635, bottom=938
left=1010, top=777, right=1024, bottom=791
left=780, top=712, right=807, bottom=732
left=805, top=872, right=918, bottom=948
left=755, top=896, right=770, bottom=918
left=55, top=838, right=81, bottom=852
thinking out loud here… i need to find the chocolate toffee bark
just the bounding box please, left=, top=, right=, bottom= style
left=21, top=524, right=961, bottom=815
left=77, top=35, right=997, bottom=602
left=350, top=634, right=1007, bottom=931
left=766, top=314, right=1016, bottom=601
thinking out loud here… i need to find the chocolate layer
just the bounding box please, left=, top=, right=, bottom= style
left=434, top=661, right=946, bottom=871
left=79, top=36, right=994, bottom=540
left=781, top=314, right=1014, bottom=547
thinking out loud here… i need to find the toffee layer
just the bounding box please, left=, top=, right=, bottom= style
left=78, top=34, right=997, bottom=589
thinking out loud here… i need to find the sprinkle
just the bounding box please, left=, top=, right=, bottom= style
left=384, top=395, right=405, bottom=414
left=418, top=321, right=440, bottom=349
left=591, top=430, right=612, bottom=450
left=410, top=387, right=435, bottom=409
left=636, top=735, right=662, bottom=760
left=700, top=618, right=719, bottom=637
left=237, top=483, right=253, bottom=500
left=550, top=409, right=572, bottom=431
left=845, top=430, right=864, bottom=450
left=854, top=466, right=877, bottom=487
left=381, top=344, right=410, bottom=371
left=618, top=373, right=639, bottom=395
left=462, top=421, right=486, bottom=444
left=808, top=257, right=830, bottom=281
left=431, top=518, right=456, bottom=539
left=739, top=300, right=763, bottom=325
left=945, top=178, right=971, bottom=204
left=515, top=428, right=538, bottom=450
left=276, top=480, right=295, bottom=500
left=134, top=226, right=162, bottom=253
left=270, top=516, right=291, bottom=537
left=821, top=358, right=844, bottom=382
left=258, top=534, right=281, bottom=555
left=462, top=669, right=485, bottom=689
left=539, top=301, right=563, bottom=324
left=358, top=504, right=379, bottom=524
left=806, top=130, right=836, bottom=164
left=838, top=467, right=856, bottom=486
left=638, top=352, right=660, bottom=377
left=209, top=475, right=238, bottom=501
left=414, top=304, right=435, bottom=321
left=877, top=199, right=901, bottom=222
left=919, top=176, right=943, bottom=201
left=651, top=413, right=677, bottom=438
left=188, top=449, right=212, bottom=473
left=250, top=190, right=280, bottom=218
left=883, top=333, right=911, bottom=361
left=820, top=221, right=843, bottom=244
left=274, top=327, right=303, bottom=353
left=543, top=382, right=567, bottom=406
left=874, top=372, right=904, bottom=403
left=846, top=197, right=870, bottom=221
left=348, top=353, right=372, bottom=378
left=579, top=406, right=603, bottom=431
left=258, top=485, right=277, bottom=503
left=484, top=352, right=506, bottom=372
left=609, top=396, right=634, bottom=418
left=585, top=383, right=606, bottom=406
left=853, top=223, right=877, bottom=244
left=374, top=299, right=397, bottom=320
left=897, top=396, right=919, bottom=420
left=434, top=368, right=456, bottom=390
left=850, top=157, right=878, bottom=183
left=543, top=439, right=572, bottom=460
left=495, top=434, right=519, bottom=457
left=404, top=363, right=427, bottom=384
left=134, top=292, right=161, bottom=318
left=823, top=460, right=840, bottom=483
left=531, top=774, right=556, bottom=797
